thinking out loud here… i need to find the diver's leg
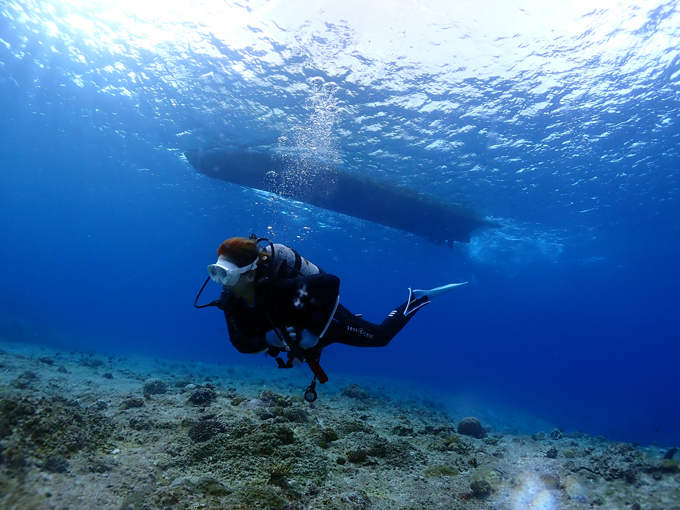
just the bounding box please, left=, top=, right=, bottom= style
left=321, top=282, right=468, bottom=348
left=321, top=302, right=419, bottom=348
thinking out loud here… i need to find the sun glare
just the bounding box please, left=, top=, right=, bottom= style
left=5, top=0, right=674, bottom=86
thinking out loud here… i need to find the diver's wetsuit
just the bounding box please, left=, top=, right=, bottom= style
left=216, top=273, right=424, bottom=356
left=320, top=300, right=417, bottom=349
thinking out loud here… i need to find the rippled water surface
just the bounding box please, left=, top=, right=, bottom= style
left=5, top=1, right=678, bottom=229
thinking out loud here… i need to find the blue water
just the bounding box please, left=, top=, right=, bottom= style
left=1, top=0, right=679, bottom=447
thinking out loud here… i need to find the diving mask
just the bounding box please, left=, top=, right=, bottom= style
left=207, top=257, right=258, bottom=286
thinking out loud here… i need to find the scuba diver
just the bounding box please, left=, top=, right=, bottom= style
left=195, top=235, right=466, bottom=401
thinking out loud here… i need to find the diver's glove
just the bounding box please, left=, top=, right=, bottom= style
left=299, top=329, right=320, bottom=349
left=266, top=327, right=297, bottom=348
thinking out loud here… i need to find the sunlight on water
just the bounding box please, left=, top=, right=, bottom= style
left=7, top=0, right=677, bottom=85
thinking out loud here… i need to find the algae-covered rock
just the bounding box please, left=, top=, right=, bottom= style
left=181, top=415, right=330, bottom=486
left=341, top=383, right=370, bottom=400
left=188, top=386, right=217, bottom=405
left=119, top=396, right=145, bottom=410
left=187, top=420, right=296, bottom=462
left=188, top=419, right=228, bottom=442
left=323, top=427, right=339, bottom=443
left=659, top=459, right=680, bottom=473
left=259, top=389, right=290, bottom=407
left=80, top=358, right=105, bottom=369
left=370, top=435, right=421, bottom=467
left=470, top=479, right=492, bottom=498
left=307, top=425, right=339, bottom=448
left=423, top=424, right=453, bottom=436
left=275, top=441, right=330, bottom=486
left=43, top=454, right=70, bottom=473
left=423, top=465, right=460, bottom=478
left=173, top=378, right=193, bottom=388
left=118, top=485, right=153, bottom=510
left=255, top=407, right=276, bottom=420
left=332, top=490, right=372, bottom=510
left=458, top=417, right=487, bottom=439
left=10, top=370, right=39, bottom=390
left=343, top=432, right=421, bottom=468
left=267, top=405, right=309, bottom=423
left=163, top=478, right=288, bottom=509
left=129, top=415, right=154, bottom=431
left=550, top=428, right=564, bottom=440
left=443, top=434, right=472, bottom=454
left=142, top=378, right=168, bottom=397
left=91, top=400, right=108, bottom=411
left=424, top=465, right=460, bottom=478
left=563, top=448, right=578, bottom=458
left=391, top=424, right=414, bottom=436
left=346, top=448, right=369, bottom=463
left=0, top=395, right=117, bottom=468
left=196, top=475, right=231, bottom=496
left=282, top=406, right=309, bottom=422
left=231, top=486, right=288, bottom=510
left=335, top=418, right=374, bottom=437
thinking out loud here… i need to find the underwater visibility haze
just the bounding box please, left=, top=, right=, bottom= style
left=1, top=0, right=680, bottom=449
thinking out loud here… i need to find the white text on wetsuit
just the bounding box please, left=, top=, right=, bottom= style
left=347, top=326, right=374, bottom=339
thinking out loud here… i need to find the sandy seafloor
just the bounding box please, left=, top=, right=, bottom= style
left=0, top=339, right=678, bottom=510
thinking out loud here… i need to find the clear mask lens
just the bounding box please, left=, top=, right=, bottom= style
left=207, top=265, right=238, bottom=286
left=207, top=258, right=257, bottom=287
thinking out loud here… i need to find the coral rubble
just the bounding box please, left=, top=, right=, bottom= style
left=0, top=341, right=678, bottom=510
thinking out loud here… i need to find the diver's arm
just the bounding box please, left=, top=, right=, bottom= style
left=222, top=305, right=270, bottom=354
left=226, top=320, right=269, bottom=354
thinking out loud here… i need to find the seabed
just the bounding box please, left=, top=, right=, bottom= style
left=0, top=339, right=678, bottom=510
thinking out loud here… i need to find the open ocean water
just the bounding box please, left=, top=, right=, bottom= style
left=1, top=0, right=679, bottom=449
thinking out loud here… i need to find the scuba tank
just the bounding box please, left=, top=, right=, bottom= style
left=256, top=239, right=323, bottom=277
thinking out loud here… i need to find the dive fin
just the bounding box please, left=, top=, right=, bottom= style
left=405, top=282, right=468, bottom=317
left=404, top=288, right=430, bottom=317
left=412, top=282, right=468, bottom=300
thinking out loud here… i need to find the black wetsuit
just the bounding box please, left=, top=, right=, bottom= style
left=216, top=272, right=425, bottom=358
